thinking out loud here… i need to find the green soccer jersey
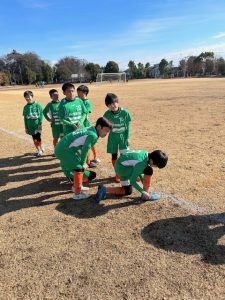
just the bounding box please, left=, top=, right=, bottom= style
left=43, top=100, right=63, bottom=139
left=54, top=126, right=99, bottom=171
left=115, top=150, right=149, bottom=194
left=103, top=107, right=131, bottom=136
left=58, top=97, right=88, bottom=135
left=103, top=107, right=131, bottom=153
left=82, top=98, right=92, bottom=127
left=43, top=100, right=61, bottom=125
left=23, top=101, right=43, bottom=135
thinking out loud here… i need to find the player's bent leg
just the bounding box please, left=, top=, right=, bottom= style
left=73, top=170, right=90, bottom=200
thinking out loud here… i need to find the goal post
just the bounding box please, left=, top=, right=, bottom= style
left=96, top=72, right=127, bottom=83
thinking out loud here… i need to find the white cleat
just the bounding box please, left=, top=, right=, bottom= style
left=72, top=186, right=89, bottom=192
left=72, top=192, right=91, bottom=200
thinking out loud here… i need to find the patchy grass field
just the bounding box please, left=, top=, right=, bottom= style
left=0, top=78, right=225, bottom=299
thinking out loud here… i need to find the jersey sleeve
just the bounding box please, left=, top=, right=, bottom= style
left=80, top=134, right=98, bottom=166
left=37, top=103, right=44, bottom=125
left=43, top=103, right=52, bottom=122
left=77, top=100, right=88, bottom=127
left=129, top=161, right=146, bottom=194
left=125, top=110, right=131, bottom=138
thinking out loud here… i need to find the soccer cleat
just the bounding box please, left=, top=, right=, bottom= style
left=150, top=193, right=161, bottom=201
left=71, top=186, right=90, bottom=192
left=141, top=193, right=161, bottom=201
left=92, top=158, right=101, bottom=164
left=95, top=184, right=106, bottom=203
left=35, top=150, right=42, bottom=157
left=88, top=161, right=98, bottom=168
left=72, top=192, right=90, bottom=200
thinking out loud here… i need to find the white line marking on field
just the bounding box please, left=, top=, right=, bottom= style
left=0, top=127, right=53, bottom=150
left=1, top=126, right=225, bottom=224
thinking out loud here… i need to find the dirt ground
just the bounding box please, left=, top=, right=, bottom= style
left=0, top=78, right=225, bottom=300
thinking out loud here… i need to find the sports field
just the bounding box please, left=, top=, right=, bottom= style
left=0, top=78, right=225, bottom=299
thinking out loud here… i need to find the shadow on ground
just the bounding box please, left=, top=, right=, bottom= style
left=141, top=214, right=225, bottom=265
left=0, top=153, right=69, bottom=216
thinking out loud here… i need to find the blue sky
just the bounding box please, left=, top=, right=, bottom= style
left=1, top=0, right=225, bottom=70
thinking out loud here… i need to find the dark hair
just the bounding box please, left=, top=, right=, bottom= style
left=49, top=89, right=58, bottom=96
left=77, top=85, right=89, bottom=95
left=105, top=93, right=118, bottom=106
left=24, top=90, right=33, bottom=97
left=95, top=117, right=113, bottom=130
left=148, top=150, right=168, bottom=169
left=62, top=82, right=75, bottom=92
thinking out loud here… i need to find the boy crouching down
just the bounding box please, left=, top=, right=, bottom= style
left=96, top=149, right=168, bottom=203
left=55, top=117, right=113, bottom=200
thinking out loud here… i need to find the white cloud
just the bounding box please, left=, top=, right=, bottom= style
left=213, top=32, right=225, bottom=39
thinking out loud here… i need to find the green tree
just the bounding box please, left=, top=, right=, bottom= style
left=159, top=58, right=168, bottom=77
left=216, top=57, right=225, bottom=75
left=145, top=62, right=150, bottom=78
left=104, top=61, right=119, bottom=73
left=128, top=60, right=138, bottom=79
left=22, top=66, right=36, bottom=84
left=54, top=56, right=87, bottom=82
left=41, top=62, right=53, bottom=83
left=137, top=62, right=145, bottom=78
left=85, top=63, right=102, bottom=81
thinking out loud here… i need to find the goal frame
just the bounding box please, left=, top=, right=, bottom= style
left=96, top=72, right=126, bottom=83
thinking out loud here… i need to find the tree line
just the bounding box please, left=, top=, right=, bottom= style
left=0, top=49, right=225, bottom=86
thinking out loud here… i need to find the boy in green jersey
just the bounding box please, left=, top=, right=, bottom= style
left=96, top=149, right=168, bottom=203
left=58, top=82, right=88, bottom=136
left=43, top=89, right=64, bottom=150
left=77, top=84, right=100, bottom=167
left=54, top=117, right=113, bottom=200
left=103, top=93, right=132, bottom=183
left=22, top=90, right=45, bottom=157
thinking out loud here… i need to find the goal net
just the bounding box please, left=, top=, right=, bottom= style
left=96, top=72, right=126, bottom=83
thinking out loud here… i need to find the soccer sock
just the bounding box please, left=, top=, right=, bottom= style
left=53, top=138, right=58, bottom=147
left=86, top=152, right=91, bottom=165
left=112, top=159, right=117, bottom=167
left=73, top=171, right=83, bottom=195
left=33, top=140, right=39, bottom=150
left=112, top=159, right=120, bottom=182
left=143, top=175, right=152, bottom=193
left=106, top=186, right=126, bottom=196
left=91, top=146, right=97, bottom=159
left=37, top=140, right=42, bottom=150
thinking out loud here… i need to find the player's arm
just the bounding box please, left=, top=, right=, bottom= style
left=43, top=104, right=52, bottom=122
left=80, top=134, right=98, bottom=166
left=77, top=101, right=88, bottom=127
left=125, top=111, right=131, bottom=145
left=129, top=162, right=146, bottom=194
left=37, top=103, right=44, bottom=125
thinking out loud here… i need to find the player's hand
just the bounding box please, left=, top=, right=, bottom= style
left=83, top=163, right=88, bottom=170
left=126, top=139, right=130, bottom=146
left=141, top=191, right=150, bottom=200
left=74, top=123, right=80, bottom=130
left=38, top=125, right=42, bottom=131
left=25, top=128, right=28, bottom=134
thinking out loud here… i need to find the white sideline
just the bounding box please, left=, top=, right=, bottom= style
left=0, top=127, right=53, bottom=150
left=1, top=126, right=225, bottom=224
